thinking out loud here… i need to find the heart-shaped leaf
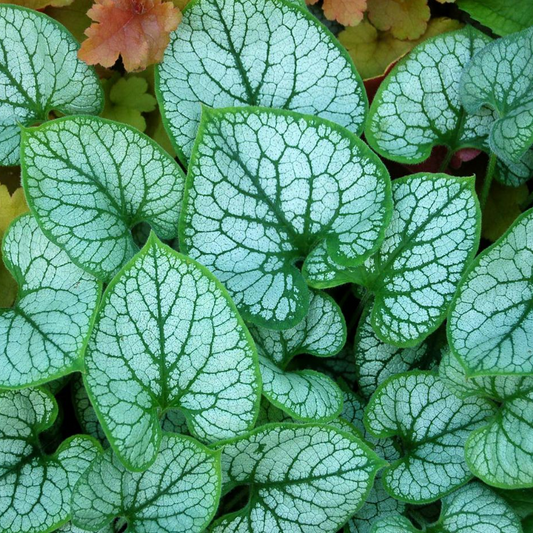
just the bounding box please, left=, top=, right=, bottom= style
left=21, top=116, right=186, bottom=281
left=354, top=306, right=428, bottom=399
left=460, top=27, right=533, bottom=165
left=0, top=5, right=102, bottom=166
left=155, top=0, right=367, bottom=162
left=448, top=208, right=533, bottom=376
left=365, top=27, right=494, bottom=165
left=84, top=233, right=260, bottom=471
left=0, top=214, right=100, bottom=389
left=338, top=385, right=406, bottom=533
left=364, top=371, right=497, bottom=503
left=180, top=106, right=391, bottom=329
left=440, top=349, right=533, bottom=488
left=0, top=387, right=101, bottom=533
left=249, top=290, right=345, bottom=421
left=72, top=375, right=190, bottom=448
left=211, top=423, right=385, bottom=532
left=72, top=433, right=220, bottom=533
left=309, top=173, right=479, bottom=347
left=371, top=482, right=522, bottom=532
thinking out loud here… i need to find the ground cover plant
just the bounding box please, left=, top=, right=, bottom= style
left=1, top=0, right=533, bottom=532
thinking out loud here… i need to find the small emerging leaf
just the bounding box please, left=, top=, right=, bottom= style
left=448, top=208, right=533, bottom=375
left=78, top=0, right=181, bottom=72
left=21, top=116, right=186, bottom=281
left=84, top=235, right=260, bottom=470
left=156, top=0, right=368, bottom=162
left=212, top=424, right=385, bottom=532
left=180, top=107, right=391, bottom=329
left=364, top=372, right=497, bottom=503
left=0, top=388, right=101, bottom=533
left=460, top=27, right=533, bottom=165
left=0, top=215, right=100, bottom=389
left=0, top=5, right=103, bottom=166
left=249, top=290, right=346, bottom=421
left=72, top=433, right=220, bottom=533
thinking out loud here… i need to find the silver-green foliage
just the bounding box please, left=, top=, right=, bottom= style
left=21, top=116, right=186, bottom=281
left=156, top=0, right=367, bottom=162
left=0, top=388, right=101, bottom=533
left=212, top=424, right=385, bottom=532
left=249, top=290, right=346, bottom=421
left=180, top=106, right=391, bottom=329
left=72, top=434, right=220, bottom=533
left=0, top=5, right=102, bottom=166
left=0, top=215, right=100, bottom=390
left=84, top=235, right=260, bottom=471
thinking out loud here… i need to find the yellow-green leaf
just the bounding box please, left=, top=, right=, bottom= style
left=340, top=17, right=462, bottom=80
left=367, top=0, right=431, bottom=40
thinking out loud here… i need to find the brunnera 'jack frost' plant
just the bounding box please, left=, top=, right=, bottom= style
left=0, top=1, right=533, bottom=532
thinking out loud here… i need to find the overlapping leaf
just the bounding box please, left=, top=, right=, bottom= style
left=0, top=388, right=101, bottom=533
left=180, top=107, right=391, bottom=329
left=307, top=0, right=367, bottom=26
left=460, top=27, right=533, bottom=165
left=448, top=208, right=533, bottom=375
left=440, top=349, right=533, bottom=488
left=0, top=5, right=102, bottom=166
left=249, top=290, right=345, bottom=421
left=212, top=424, right=385, bottom=532
left=21, top=116, right=186, bottom=281
left=84, top=234, right=260, bottom=470
left=307, top=173, right=479, bottom=346
left=0, top=215, right=100, bottom=389
left=366, top=26, right=494, bottom=164
left=354, top=306, right=428, bottom=398
left=156, top=0, right=368, bottom=162
left=338, top=386, right=406, bottom=533
left=364, top=372, right=497, bottom=503
left=371, top=482, right=522, bottom=532
left=72, top=433, right=220, bottom=533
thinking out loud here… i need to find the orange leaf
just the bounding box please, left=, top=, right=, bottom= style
left=78, top=0, right=181, bottom=72
left=306, top=0, right=367, bottom=26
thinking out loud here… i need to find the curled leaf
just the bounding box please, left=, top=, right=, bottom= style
left=307, top=0, right=367, bottom=26
left=78, top=0, right=181, bottom=72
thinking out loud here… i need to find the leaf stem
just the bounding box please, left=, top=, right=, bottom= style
left=480, top=153, right=497, bottom=210
left=438, top=148, right=455, bottom=173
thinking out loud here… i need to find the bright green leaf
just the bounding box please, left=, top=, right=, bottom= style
left=0, top=387, right=101, bottom=533
left=371, top=482, right=522, bottom=532
left=72, top=433, right=220, bottom=533
left=212, top=423, right=385, bottom=532
left=460, top=28, right=533, bottom=165
left=366, top=27, right=494, bottom=165
left=457, top=0, right=533, bottom=36
left=180, top=106, right=391, bottom=329
left=440, top=349, right=533, bottom=488
left=249, top=290, right=345, bottom=421
left=84, top=234, right=260, bottom=471
left=448, top=208, right=533, bottom=376
left=364, top=372, right=497, bottom=503
left=0, top=5, right=102, bottom=166
left=354, top=306, right=428, bottom=399
left=0, top=215, right=100, bottom=389
left=156, top=0, right=367, bottom=162
left=21, top=116, right=186, bottom=281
